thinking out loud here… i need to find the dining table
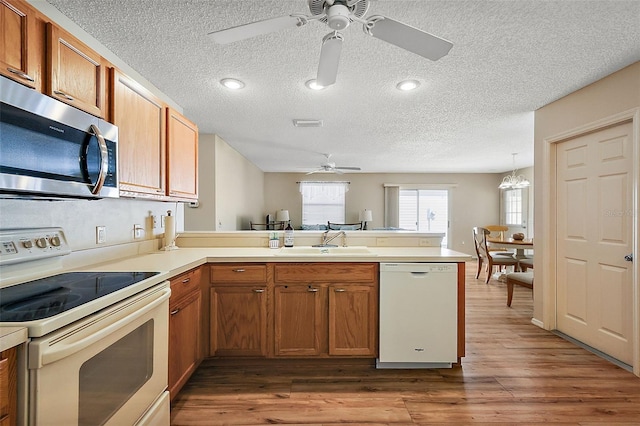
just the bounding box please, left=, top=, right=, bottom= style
left=487, top=237, right=534, bottom=259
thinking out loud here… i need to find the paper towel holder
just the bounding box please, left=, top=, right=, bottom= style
left=162, top=210, right=179, bottom=251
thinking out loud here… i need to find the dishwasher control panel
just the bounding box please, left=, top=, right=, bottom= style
left=380, top=263, right=457, bottom=273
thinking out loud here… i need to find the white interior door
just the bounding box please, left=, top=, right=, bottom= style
left=556, top=121, right=634, bottom=365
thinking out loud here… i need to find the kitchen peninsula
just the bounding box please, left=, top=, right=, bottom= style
left=68, top=231, right=469, bottom=398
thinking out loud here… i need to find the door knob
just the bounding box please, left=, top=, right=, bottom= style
left=624, top=254, right=633, bottom=262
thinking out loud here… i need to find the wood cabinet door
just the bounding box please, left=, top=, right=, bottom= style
left=274, top=284, right=324, bottom=356
left=328, top=284, right=377, bottom=356
left=47, top=23, right=105, bottom=117
left=111, top=69, right=167, bottom=197
left=167, top=107, right=198, bottom=200
left=0, top=0, right=41, bottom=89
left=0, top=347, right=18, bottom=426
left=210, top=286, right=267, bottom=357
left=168, top=290, right=202, bottom=400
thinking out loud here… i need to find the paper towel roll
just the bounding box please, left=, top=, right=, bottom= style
left=164, top=215, right=176, bottom=249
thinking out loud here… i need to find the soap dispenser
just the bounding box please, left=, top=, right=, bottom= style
left=284, top=222, right=294, bottom=247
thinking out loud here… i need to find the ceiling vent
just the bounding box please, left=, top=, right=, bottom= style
left=293, top=119, right=323, bottom=127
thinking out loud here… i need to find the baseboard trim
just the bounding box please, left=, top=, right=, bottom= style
left=552, top=330, right=632, bottom=372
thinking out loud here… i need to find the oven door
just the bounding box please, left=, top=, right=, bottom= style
left=27, top=282, right=170, bottom=426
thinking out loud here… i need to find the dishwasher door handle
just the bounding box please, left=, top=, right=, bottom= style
left=410, top=271, right=429, bottom=277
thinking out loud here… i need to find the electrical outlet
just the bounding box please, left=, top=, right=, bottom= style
left=134, top=224, right=143, bottom=239
left=161, top=215, right=166, bottom=228
left=151, top=215, right=158, bottom=229
left=96, top=226, right=106, bottom=244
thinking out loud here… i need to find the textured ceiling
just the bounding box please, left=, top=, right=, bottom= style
left=44, top=0, right=640, bottom=173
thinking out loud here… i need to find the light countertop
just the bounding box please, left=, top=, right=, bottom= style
left=0, top=326, right=28, bottom=352
left=78, top=246, right=471, bottom=280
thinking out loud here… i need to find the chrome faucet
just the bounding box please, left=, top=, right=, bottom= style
left=321, top=230, right=347, bottom=247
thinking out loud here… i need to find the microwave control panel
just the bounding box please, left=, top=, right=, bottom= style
left=0, top=227, right=71, bottom=266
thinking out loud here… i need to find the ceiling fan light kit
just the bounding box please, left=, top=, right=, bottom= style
left=305, top=79, right=325, bottom=90
left=209, top=0, right=454, bottom=88
left=499, top=153, right=530, bottom=189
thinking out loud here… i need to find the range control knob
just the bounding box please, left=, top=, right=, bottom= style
left=35, top=237, right=48, bottom=248
left=22, top=240, right=33, bottom=249
left=50, top=236, right=61, bottom=247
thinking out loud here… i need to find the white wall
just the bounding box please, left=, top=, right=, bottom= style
left=264, top=172, right=503, bottom=255
left=0, top=197, right=177, bottom=252
left=534, top=61, right=640, bottom=325
left=184, top=135, right=265, bottom=231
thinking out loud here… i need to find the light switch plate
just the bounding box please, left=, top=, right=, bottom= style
left=96, top=226, right=106, bottom=244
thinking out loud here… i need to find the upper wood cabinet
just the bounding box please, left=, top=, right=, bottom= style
left=167, top=108, right=198, bottom=200
left=0, top=0, right=43, bottom=90
left=47, top=23, right=106, bottom=117
left=111, top=68, right=167, bottom=198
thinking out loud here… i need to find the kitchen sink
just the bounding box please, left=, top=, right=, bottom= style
left=275, top=246, right=374, bottom=256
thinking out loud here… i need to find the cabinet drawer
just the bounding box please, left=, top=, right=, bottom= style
left=210, top=264, right=267, bottom=283
left=274, top=263, right=378, bottom=283
left=170, top=267, right=202, bottom=303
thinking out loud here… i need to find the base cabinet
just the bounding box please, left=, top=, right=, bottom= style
left=168, top=267, right=202, bottom=401
left=274, top=284, right=323, bottom=356
left=0, top=346, right=17, bottom=426
left=209, top=264, right=268, bottom=357
left=273, top=263, right=378, bottom=358
left=208, top=263, right=378, bottom=359
left=210, top=286, right=268, bottom=357
left=328, top=284, right=377, bottom=356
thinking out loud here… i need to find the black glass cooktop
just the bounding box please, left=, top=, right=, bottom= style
left=0, top=271, right=159, bottom=322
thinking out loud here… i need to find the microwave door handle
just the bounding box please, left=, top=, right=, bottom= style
left=88, top=124, right=109, bottom=195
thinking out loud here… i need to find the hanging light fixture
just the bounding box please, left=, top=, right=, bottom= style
left=499, top=153, right=530, bottom=189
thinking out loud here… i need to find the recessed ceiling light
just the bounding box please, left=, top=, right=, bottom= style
left=305, top=79, right=325, bottom=90
left=396, top=80, right=420, bottom=91
left=220, top=78, right=245, bottom=90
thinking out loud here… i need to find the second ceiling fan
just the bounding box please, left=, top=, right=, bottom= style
left=209, top=0, right=453, bottom=87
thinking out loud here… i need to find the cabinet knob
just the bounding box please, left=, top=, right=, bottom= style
left=170, top=308, right=180, bottom=315
left=307, top=288, right=319, bottom=292
left=182, top=278, right=190, bottom=283
left=253, top=289, right=265, bottom=293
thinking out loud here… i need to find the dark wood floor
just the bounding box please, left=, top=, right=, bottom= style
left=170, top=262, right=640, bottom=425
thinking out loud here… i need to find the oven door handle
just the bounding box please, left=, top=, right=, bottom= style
left=30, top=286, right=171, bottom=369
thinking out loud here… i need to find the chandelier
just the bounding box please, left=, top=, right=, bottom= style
left=499, top=153, right=530, bottom=189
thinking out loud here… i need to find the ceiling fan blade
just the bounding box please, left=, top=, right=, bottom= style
left=335, top=166, right=361, bottom=171
left=209, top=15, right=303, bottom=44
left=366, top=16, right=453, bottom=61
left=316, top=31, right=344, bottom=87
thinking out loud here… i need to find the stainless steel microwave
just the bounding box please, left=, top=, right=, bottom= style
left=0, top=76, right=118, bottom=199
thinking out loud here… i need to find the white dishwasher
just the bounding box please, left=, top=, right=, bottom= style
left=377, top=263, right=458, bottom=368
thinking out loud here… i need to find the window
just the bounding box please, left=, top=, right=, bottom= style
left=502, top=188, right=524, bottom=226
left=398, top=189, right=449, bottom=246
left=299, top=181, right=348, bottom=226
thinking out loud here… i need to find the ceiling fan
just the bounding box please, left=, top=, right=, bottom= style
left=209, top=0, right=453, bottom=87
left=306, top=154, right=361, bottom=174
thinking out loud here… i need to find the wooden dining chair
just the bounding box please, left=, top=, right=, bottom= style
left=506, top=272, right=534, bottom=307
left=484, top=224, right=514, bottom=257
left=472, top=227, right=519, bottom=283
left=519, top=256, right=534, bottom=271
